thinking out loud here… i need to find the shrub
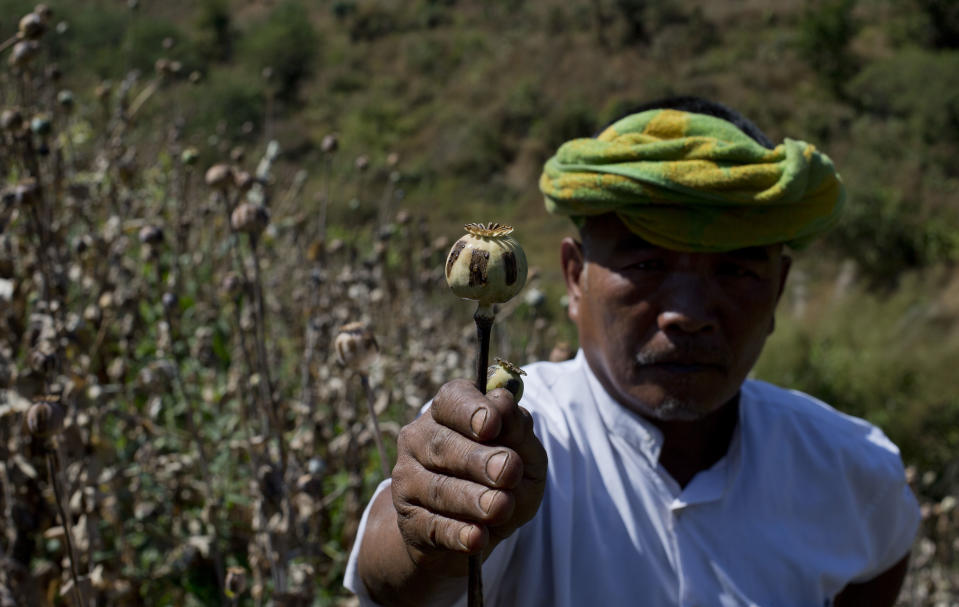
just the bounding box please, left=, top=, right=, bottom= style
left=755, top=273, right=959, bottom=471
left=796, top=0, right=860, bottom=97
left=238, top=0, right=319, bottom=102
left=193, top=0, right=235, bottom=63
left=847, top=49, right=959, bottom=143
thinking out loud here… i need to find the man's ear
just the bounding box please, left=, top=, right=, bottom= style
left=560, top=237, right=585, bottom=323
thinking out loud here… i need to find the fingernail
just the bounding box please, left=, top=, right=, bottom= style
left=459, top=525, right=473, bottom=550
left=486, top=451, right=508, bottom=483
left=471, top=408, right=488, bottom=435
left=480, top=489, right=497, bottom=514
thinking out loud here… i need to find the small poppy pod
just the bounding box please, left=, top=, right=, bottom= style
left=161, top=292, right=177, bottom=311
left=486, top=358, right=527, bottom=402
left=445, top=223, right=528, bottom=306
left=204, top=163, right=233, bottom=190
left=221, top=272, right=244, bottom=299
left=231, top=202, right=270, bottom=236
left=44, top=63, right=61, bottom=81
left=26, top=396, right=65, bottom=439
left=30, top=115, right=51, bottom=136
left=154, top=58, right=171, bottom=76
left=18, top=12, right=45, bottom=40
left=1, top=108, right=23, bottom=132
left=321, top=134, right=338, bottom=153
left=9, top=40, right=40, bottom=67
left=138, top=225, right=164, bottom=245
left=29, top=342, right=58, bottom=375
left=355, top=155, right=369, bottom=172
left=34, top=4, right=53, bottom=21
left=180, top=147, right=199, bottom=166
left=56, top=90, right=74, bottom=110
left=95, top=81, right=112, bottom=100
left=14, top=179, right=39, bottom=205
left=232, top=170, right=255, bottom=192
left=224, top=567, right=248, bottom=599
left=334, top=322, right=378, bottom=372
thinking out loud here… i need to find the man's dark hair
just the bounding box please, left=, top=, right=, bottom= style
left=597, top=96, right=775, bottom=149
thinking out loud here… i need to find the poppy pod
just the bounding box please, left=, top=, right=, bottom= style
left=204, top=163, right=233, bottom=190
left=445, top=223, right=528, bottom=307
left=18, top=12, right=45, bottom=40
left=225, top=567, right=248, bottom=599
left=334, top=322, right=378, bottom=372
left=231, top=202, right=270, bottom=236
left=486, top=358, right=527, bottom=402
left=26, top=396, right=64, bottom=439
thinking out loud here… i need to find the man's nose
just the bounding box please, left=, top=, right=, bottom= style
left=656, top=273, right=718, bottom=334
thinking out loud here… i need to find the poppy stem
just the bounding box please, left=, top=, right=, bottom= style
left=469, top=303, right=494, bottom=607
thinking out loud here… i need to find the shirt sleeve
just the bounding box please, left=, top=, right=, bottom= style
left=850, top=472, right=921, bottom=583
left=343, top=478, right=393, bottom=606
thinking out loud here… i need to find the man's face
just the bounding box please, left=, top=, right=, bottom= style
left=561, top=214, right=791, bottom=421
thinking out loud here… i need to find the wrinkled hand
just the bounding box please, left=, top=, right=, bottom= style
left=391, top=379, right=548, bottom=577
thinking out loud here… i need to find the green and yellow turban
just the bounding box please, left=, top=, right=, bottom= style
left=539, top=109, right=845, bottom=251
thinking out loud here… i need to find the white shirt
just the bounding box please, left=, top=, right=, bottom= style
left=344, top=351, right=920, bottom=606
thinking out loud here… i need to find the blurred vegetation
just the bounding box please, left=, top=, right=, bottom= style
left=1, top=0, right=958, bottom=604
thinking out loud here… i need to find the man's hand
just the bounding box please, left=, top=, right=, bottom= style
left=357, top=379, right=547, bottom=605
left=392, top=379, right=549, bottom=576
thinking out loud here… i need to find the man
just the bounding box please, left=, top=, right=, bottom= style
left=343, top=97, right=920, bottom=606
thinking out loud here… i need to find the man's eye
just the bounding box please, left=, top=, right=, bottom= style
left=718, top=262, right=758, bottom=278
left=623, top=259, right=665, bottom=271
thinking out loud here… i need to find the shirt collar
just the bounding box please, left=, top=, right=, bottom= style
left=575, top=349, right=745, bottom=505
left=576, top=349, right=666, bottom=468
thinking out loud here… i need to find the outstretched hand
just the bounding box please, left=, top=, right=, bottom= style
left=390, top=378, right=548, bottom=577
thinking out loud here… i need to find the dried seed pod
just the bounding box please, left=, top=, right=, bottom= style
left=386, top=151, right=400, bottom=168
left=161, top=292, right=177, bottom=312
left=14, top=179, right=39, bottom=205
left=18, top=12, right=46, bottom=40
left=56, top=89, right=74, bottom=110
left=29, top=342, right=58, bottom=375
left=225, top=567, right=248, bottom=599
left=154, top=58, right=171, bottom=76
left=95, top=81, right=112, bottom=100
left=26, top=395, right=64, bottom=439
left=44, top=62, right=61, bottom=81
left=524, top=287, right=546, bottom=309
left=220, top=272, right=244, bottom=299
left=30, top=114, right=51, bottom=136
left=34, top=4, right=53, bottom=21
left=355, top=154, right=369, bottom=172
left=9, top=40, right=40, bottom=67
left=230, top=202, right=269, bottom=236
left=180, top=147, right=199, bottom=166
left=204, top=163, right=233, bottom=190
left=321, top=134, right=338, bottom=153
left=1, top=108, right=23, bottom=132
left=445, top=223, right=528, bottom=306
left=486, top=358, right=527, bottom=402
left=334, top=322, right=378, bottom=372
left=232, top=170, right=255, bottom=192
left=138, top=225, right=164, bottom=245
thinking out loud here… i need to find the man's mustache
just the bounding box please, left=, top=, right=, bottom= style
left=633, top=343, right=727, bottom=367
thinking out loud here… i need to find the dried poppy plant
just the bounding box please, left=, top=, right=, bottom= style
left=445, top=222, right=527, bottom=607
left=335, top=321, right=390, bottom=479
